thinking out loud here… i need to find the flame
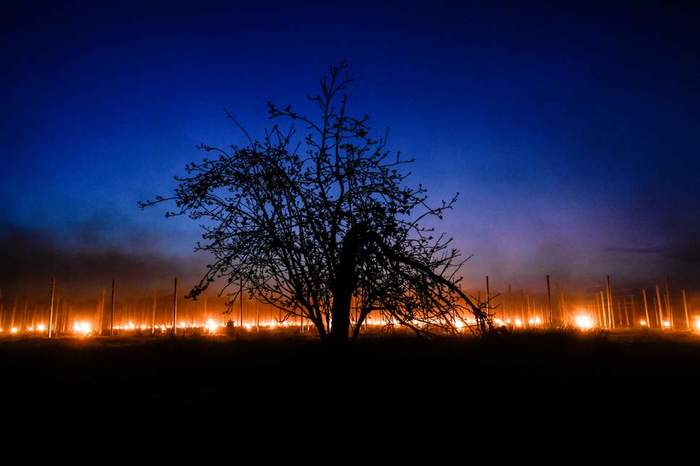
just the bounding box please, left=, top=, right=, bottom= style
left=692, top=317, right=700, bottom=332
left=574, top=314, right=594, bottom=330
left=205, top=318, right=219, bottom=334
left=528, top=316, right=542, bottom=326
left=72, top=321, right=92, bottom=335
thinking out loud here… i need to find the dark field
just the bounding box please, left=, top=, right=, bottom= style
left=2, top=331, right=699, bottom=434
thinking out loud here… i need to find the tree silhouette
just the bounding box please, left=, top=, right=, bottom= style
left=141, top=62, right=490, bottom=341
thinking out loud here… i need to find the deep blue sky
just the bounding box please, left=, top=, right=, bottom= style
left=1, top=1, right=699, bottom=290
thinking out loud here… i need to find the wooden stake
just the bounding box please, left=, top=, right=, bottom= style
left=48, top=277, right=56, bottom=338
left=172, top=278, right=178, bottom=336
left=655, top=285, right=664, bottom=329
left=152, top=289, right=157, bottom=335
left=239, top=277, right=244, bottom=329
left=546, top=275, right=552, bottom=327
left=9, top=297, right=17, bottom=331
left=485, top=276, right=491, bottom=319
left=98, top=288, right=105, bottom=335
left=606, top=275, right=614, bottom=329
left=642, top=288, right=650, bottom=328
left=682, top=289, right=690, bottom=331
left=110, top=279, right=115, bottom=336
left=664, top=277, right=673, bottom=328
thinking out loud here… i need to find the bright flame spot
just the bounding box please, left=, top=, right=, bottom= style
left=640, top=319, right=648, bottom=327
left=36, top=324, right=46, bottom=332
left=10, top=327, right=18, bottom=335
left=205, top=319, right=219, bottom=334
left=244, top=323, right=253, bottom=330
left=693, top=317, right=700, bottom=332
left=127, top=321, right=136, bottom=330
left=72, top=321, right=92, bottom=335
left=514, top=318, right=523, bottom=328
left=528, top=317, right=542, bottom=326
left=662, top=320, right=671, bottom=329
left=574, top=314, right=594, bottom=330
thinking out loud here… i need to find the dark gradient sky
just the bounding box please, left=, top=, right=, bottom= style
left=1, top=0, right=699, bottom=293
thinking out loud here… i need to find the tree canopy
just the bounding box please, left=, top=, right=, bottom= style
left=141, top=62, right=490, bottom=341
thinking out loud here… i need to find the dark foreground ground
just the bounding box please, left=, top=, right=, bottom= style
left=2, top=331, right=699, bottom=439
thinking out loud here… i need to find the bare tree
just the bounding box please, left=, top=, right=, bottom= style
left=141, top=62, right=490, bottom=342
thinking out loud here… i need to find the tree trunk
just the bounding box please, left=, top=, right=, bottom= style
left=329, top=287, right=352, bottom=342
left=328, top=225, right=366, bottom=342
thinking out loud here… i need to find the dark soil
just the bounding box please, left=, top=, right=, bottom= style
left=1, top=331, right=698, bottom=436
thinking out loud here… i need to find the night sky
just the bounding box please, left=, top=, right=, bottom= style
left=1, top=1, right=699, bottom=294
